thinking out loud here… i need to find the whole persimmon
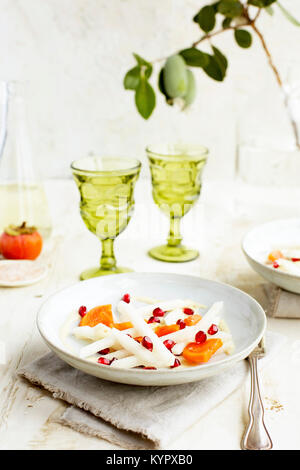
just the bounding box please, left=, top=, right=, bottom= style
left=0, top=222, right=43, bottom=260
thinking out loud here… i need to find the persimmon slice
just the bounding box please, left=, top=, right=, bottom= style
left=155, top=324, right=180, bottom=337
left=134, top=336, right=143, bottom=343
left=79, top=304, right=113, bottom=327
left=184, top=314, right=202, bottom=327
left=182, top=338, right=223, bottom=364
left=114, top=321, right=133, bottom=331
left=268, top=250, right=284, bottom=262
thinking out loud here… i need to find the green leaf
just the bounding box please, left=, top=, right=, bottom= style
left=133, top=53, right=152, bottom=78
left=123, top=66, right=140, bottom=90
left=135, top=78, right=156, bottom=119
left=211, top=2, right=221, bottom=12
left=202, top=46, right=228, bottom=81
left=222, top=17, right=232, bottom=28
left=218, top=0, right=243, bottom=18
left=248, top=0, right=276, bottom=7
left=234, top=29, right=252, bottom=48
left=203, top=55, right=223, bottom=82
left=212, top=46, right=228, bottom=72
left=277, top=2, right=300, bottom=27
left=133, top=53, right=150, bottom=67
left=179, top=48, right=209, bottom=68
left=194, top=5, right=216, bottom=32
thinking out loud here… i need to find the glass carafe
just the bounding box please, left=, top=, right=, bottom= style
left=0, top=81, right=52, bottom=238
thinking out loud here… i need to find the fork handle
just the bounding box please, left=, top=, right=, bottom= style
left=241, top=356, right=273, bottom=450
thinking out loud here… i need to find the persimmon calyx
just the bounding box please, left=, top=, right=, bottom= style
left=4, top=222, right=38, bottom=236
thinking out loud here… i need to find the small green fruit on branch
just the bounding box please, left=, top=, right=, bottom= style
left=123, top=0, right=300, bottom=148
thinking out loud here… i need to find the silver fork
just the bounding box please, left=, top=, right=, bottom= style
left=241, top=338, right=273, bottom=450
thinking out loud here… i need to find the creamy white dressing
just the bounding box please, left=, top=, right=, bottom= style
left=59, top=309, right=81, bottom=354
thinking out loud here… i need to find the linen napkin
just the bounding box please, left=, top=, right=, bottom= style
left=18, top=331, right=284, bottom=450
left=266, top=286, right=300, bottom=318
left=235, top=280, right=300, bottom=319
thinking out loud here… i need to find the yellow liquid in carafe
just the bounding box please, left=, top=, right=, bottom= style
left=0, top=183, right=52, bottom=238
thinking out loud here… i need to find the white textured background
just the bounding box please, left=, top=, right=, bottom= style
left=1, top=0, right=300, bottom=180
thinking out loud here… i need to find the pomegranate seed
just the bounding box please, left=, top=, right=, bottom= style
left=176, top=319, right=186, bottom=330
left=97, top=357, right=111, bottom=366
left=183, top=308, right=194, bottom=315
left=273, top=261, right=279, bottom=269
left=152, top=307, right=165, bottom=317
left=78, top=305, right=87, bottom=317
left=148, top=316, right=161, bottom=324
left=207, top=324, right=218, bottom=336
left=141, top=336, right=153, bottom=352
left=195, top=330, right=207, bottom=344
left=163, top=339, right=176, bottom=351
left=98, top=348, right=110, bottom=355
left=170, top=358, right=181, bottom=368
left=292, top=258, right=300, bottom=262
left=122, top=293, right=130, bottom=303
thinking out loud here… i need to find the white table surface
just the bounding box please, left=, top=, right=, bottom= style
left=1, top=178, right=300, bottom=450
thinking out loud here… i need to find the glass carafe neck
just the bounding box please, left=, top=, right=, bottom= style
left=0, top=81, right=36, bottom=183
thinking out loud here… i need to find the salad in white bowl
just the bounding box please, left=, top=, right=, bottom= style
left=71, top=293, right=235, bottom=370
left=267, top=248, right=300, bottom=276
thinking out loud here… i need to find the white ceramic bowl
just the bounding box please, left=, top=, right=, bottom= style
left=37, top=273, right=266, bottom=386
left=242, top=218, right=300, bottom=294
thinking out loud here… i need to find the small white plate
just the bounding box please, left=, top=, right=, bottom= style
left=37, top=272, right=266, bottom=386
left=242, top=218, right=300, bottom=294
left=0, top=260, right=48, bottom=287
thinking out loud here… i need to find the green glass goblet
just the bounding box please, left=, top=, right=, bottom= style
left=71, top=156, right=141, bottom=279
left=146, top=144, right=208, bottom=263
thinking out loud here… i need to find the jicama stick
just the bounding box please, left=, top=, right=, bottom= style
left=131, top=295, right=206, bottom=309
left=110, top=355, right=143, bottom=369
left=118, top=301, right=176, bottom=367
left=164, top=308, right=184, bottom=326
left=104, top=324, right=229, bottom=365
left=103, top=349, right=130, bottom=361
left=113, top=301, right=223, bottom=366
left=281, top=248, right=300, bottom=258
left=112, top=328, right=165, bottom=368
left=80, top=337, right=115, bottom=358
left=118, top=299, right=187, bottom=320
left=78, top=324, right=135, bottom=358
left=73, top=323, right=111, bottom=341
left=172, top=329, right=231, bottom=356
left=162, top=301, right=224, bottom=343
left=132, top=295, right=160, bottom=304
left=277, top=259, right=300, bottom=275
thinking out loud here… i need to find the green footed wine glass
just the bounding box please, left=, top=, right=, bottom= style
left=71, top=156, right=141, bottom=279
left=147, top=144, right=208, bottom=262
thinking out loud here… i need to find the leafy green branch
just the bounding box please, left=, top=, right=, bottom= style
left=123, top=0, right=300, bottom=148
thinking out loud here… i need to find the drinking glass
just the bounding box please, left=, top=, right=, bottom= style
left=71, top=156, right=141, bottom=279
left=146, top=144, right=208, bottom=262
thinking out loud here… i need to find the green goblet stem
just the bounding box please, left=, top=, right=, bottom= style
left=100, top=238, right=116, bottom=271
left=167, top=216, right=182, bottom=247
